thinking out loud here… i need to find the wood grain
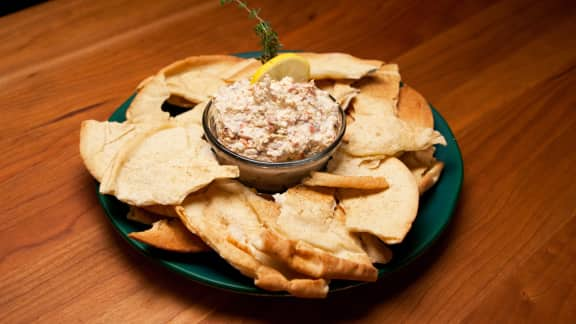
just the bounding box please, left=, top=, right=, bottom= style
left=1, top=0, right=575, bottom=322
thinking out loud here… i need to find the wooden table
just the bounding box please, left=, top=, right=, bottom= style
left=2, top=0, right=575, bottom=322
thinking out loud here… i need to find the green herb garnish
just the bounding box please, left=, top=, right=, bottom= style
left=219, top=0, right=282, bottom=63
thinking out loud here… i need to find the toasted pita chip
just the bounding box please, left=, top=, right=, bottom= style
left=333, top=81, right=360, bottom=110
left=272, top=187, right=367, bottom=256
left=128, top=218, right=210, bottom=253
left=136, top=75, right=156, bottom=90
left=342, top=114, right=446, bottom=157
left=357, top=233, right=393, bottom=264
left=79, top=118, right=208, bottom=186
left=126, top=207, right=162, bottom=225
left=328, top=155, right=419, bottom=244
left=100, top=126, right=239, bottom=206
left=159, top=55, right=253, bottom=104
left=80, top=120, right=134, bottom=182
left=359, top=158, right=382, bottom=169
left=400, top=148, right=444, bottom=193
left=302, top=171, right=388, bottom=190
left=224, top=59, right=262, bottom=81
left=166, top=77, right=225, bottom=105
left=249, top=186, right=377, bottom=281
left=160, top=55, right=247, bottom=79
left=326, top=150, right=366, bottom=174
left=409, top=161, right=445, bottom=194
left=352, top=64, right=400, bottom=117
left=365, top=64, right=400, bottom=96
left=129, top=57, right=254, bottom=119
left=126, top=75, right=171, bottom=123
left=300, top=52, right=382, bottom=79
left=398, top=86, right=434, bottom=129
left=351, top=93, right=395, bottom=118
left=173, top=101, right=209, bottom=127
left=419, top=161, right=444, bottom=193
left=177, top=180, right=329, bottom=298
left=314, top=80, right=359, bottom=110
left=79, top=120, right=166, bottom=182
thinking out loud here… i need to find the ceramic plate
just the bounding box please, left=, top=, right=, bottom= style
left=97, top=51, right=464, bottom=296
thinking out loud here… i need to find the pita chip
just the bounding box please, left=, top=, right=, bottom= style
left=300, top=52, right=382, bottom=79
left=99, top=126, right=239, bottom=206
left=79, top=120, right=166, bottom=182
left=128, top=218, right=210, bottom=253
left=173, top=101, right=209, bottom=127
left=224, top=59, right=262, bottom=81
left=398, top=86, right=434, bottom=129
left=160, top=55, right=254, bottom=104
left=314, top=80, right=359, bottom=111
left=126, top=75, right=171, bottom=123
left=328, top=155, right=419, bottom=244
left=250, top=186, right=378, bottom=281
left=342, top=114, right=446, bottom=157
left=357, top=233, right=393, bottom=264
left=160, top=55, right=249, bottom=79
left=400, top=148, right=444, bottom=193
left=302, top=171, right=388, bottom=190
left=333, top=81, right=360, bottom=110
left=352, top=64, right=401, bottom=117
left=177, top=181, right=329, bottom=298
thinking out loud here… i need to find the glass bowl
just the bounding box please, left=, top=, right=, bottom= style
left=202, top=98, right=346, bottom=193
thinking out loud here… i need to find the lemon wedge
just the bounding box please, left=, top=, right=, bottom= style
left=251, top=53, right=310, bottom=84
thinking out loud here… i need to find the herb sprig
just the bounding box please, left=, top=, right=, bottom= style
left=220, top=0, right=281, bottom=63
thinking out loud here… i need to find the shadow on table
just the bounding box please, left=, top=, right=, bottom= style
left=95, top=188, right=464, bottom=322
left=1, top=0, right=47, bottom=17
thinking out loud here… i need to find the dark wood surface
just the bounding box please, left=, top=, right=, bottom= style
left=1, top=0, right=575, bottom=322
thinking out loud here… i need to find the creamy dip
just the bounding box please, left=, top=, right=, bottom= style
left=211, top=76, right=341, bottom=162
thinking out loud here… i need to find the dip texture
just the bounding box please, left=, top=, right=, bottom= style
left=212, top=76, right=341, bottom=162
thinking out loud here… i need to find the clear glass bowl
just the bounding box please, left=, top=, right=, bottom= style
left=202, top=99, right=346, bottom=192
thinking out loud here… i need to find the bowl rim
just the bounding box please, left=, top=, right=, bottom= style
left=202, top=94, right=347, bottom=168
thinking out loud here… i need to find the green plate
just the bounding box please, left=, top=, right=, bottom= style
left=97, top=51, right=464, bottom=296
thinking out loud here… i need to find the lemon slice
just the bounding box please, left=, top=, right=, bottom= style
left=251, top=53, right=310, bottom=84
